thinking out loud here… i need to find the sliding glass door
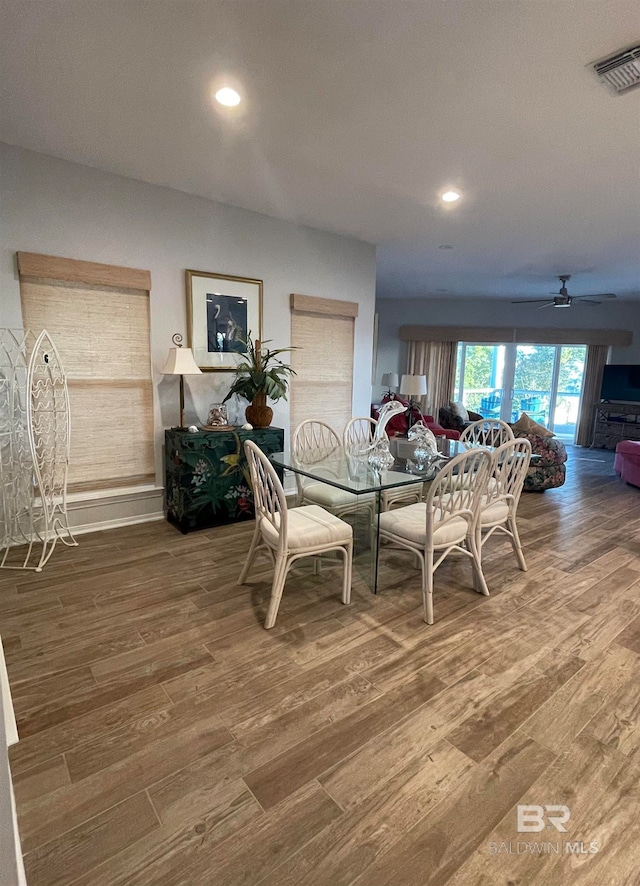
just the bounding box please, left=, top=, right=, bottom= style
left=455, top=343, right=587, bottom=440
left=454, top=344, right=506, bottom=417
left=552, top=346, right=587, bottom=438
left=512, top=345, right=557, bottom=425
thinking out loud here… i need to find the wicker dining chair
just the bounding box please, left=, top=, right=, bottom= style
left=291, top=419, right=375, bottom=520
left=238, top=440, right=353, bottom=629
left=475, top=437, right=532, bottom=581
left=378, top=447, right=492, bottom=623
left=460, top=418, right=514, bottom=448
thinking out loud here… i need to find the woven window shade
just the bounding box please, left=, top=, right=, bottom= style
left=20, top=278, right=154, bottom=492
left=290, top=311, right=354, bottom=435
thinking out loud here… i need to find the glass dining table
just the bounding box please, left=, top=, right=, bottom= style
left=270, top=440, right=473, bottom=593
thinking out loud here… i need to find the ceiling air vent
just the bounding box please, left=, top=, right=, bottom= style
left=591, top=44, right=640, bottom=94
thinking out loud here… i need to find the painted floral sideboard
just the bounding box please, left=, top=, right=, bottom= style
left=164, top=427, right=284, bottom=533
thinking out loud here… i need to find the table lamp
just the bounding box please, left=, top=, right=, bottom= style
left=162, top=333, right=202, bottom=429
left=381, top=372, right=399, bottom=399
left=400, top=374, right=427, bottom=427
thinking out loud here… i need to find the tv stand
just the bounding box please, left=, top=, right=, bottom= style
left=592, top=402, right=640, bottom=450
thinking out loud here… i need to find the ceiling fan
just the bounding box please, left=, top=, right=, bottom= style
left=512, top=275, right=617, bottom=308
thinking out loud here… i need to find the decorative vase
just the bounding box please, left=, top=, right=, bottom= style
left=245, top=392, right=273, bottom=428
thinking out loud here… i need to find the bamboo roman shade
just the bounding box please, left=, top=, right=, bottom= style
left=18, top=253, right=154, bottom=493
left=290, top=294, right=357, bottom=435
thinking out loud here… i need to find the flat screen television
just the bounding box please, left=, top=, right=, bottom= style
left=600, top=364, right=640, bottom=403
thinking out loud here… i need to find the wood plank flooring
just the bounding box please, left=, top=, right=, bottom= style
left=2, top=446, right=640, bottom=885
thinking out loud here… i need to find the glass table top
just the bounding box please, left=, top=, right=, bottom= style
left=270, top=440, right=478, bottom=495
left=270, top=439, right=500, bottom=594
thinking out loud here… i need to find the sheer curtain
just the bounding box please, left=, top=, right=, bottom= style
left=575, top=344, right=609, bottom=447
left=406, top=340, right=457, bottom=416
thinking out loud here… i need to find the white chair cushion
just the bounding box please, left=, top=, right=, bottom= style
left=383, top=486, right=423, bottom=508
left=378, top=502, right=469, bottom=547
left=480, top=499, right=510, bottom=525
left=261, top=505, right=352, bottom=550
left=303, top=482, right=374, bottom=509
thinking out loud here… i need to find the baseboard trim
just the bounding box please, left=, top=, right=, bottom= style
left=65, top=486, right=165, bottom=535
left=70, top=512, right=165, bottom=537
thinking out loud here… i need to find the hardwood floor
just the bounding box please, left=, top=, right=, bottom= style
left=2, top=446, right=639, bottom=885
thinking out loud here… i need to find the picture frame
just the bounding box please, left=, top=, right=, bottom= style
left=186, top=269, right=263, bottom=372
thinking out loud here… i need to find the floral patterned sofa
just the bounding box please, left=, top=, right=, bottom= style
left=512, top=431, right=568, bottom=492
left=440, top=404, right=567, bottom=491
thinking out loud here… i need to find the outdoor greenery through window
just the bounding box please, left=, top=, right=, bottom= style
left=454, top=343, right=587, bottom=440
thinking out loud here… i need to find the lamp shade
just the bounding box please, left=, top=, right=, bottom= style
left=400, top=374, right=427, bottom=397
left=381, top=372, right=399, bottom=388
left=162, top=347, right=202, bottom=375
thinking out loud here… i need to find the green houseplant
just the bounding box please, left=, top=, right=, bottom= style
left=223, top=334, right=295, bottom=428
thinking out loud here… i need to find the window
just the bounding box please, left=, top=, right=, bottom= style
left=18, top=253, right=154, bottom=493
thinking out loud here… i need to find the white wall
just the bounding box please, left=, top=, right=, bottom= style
left=0, top=143, right=377, bottom=523
left=0, top=694, right=20, bottom=886
left=0, top=640, right=25, bottom=886
left=375, top=296, right=640, bottom=402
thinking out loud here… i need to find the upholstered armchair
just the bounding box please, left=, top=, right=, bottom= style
left=511, top=431, right=567, bottom=491
left=440, top=403, right=567, bottom=492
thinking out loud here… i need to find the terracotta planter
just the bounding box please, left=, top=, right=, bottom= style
left=245, top=392, right=273, bottom=428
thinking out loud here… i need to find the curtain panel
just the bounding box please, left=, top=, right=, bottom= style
left=575, top=344, right=609, bottom=447
left=406, top=340, right=457, bottom=416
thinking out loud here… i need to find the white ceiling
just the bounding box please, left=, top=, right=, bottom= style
left=1, top=0, right=639, bottom=301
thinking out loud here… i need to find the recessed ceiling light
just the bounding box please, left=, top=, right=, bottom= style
left=215, top=87, right=241, bottom=107
left=439, top=245, right=454, bottom=250
left=441, top=190, right=461, bottom=203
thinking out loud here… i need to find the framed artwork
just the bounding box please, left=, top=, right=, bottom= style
left=186, top=269, right=263, bottom=372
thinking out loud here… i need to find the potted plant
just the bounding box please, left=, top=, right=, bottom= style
left=223, top=334, right=295, bottom=428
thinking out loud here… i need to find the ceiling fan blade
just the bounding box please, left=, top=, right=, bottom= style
left=576, top=299, right=601, bottom=305
left=512, top=298, right=553, bottom=304
left=538, top=302, right=556, bottom=308
left=574, top=293, right=616, bottom=300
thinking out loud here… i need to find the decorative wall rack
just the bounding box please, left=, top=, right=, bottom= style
left=0, top=329, right=77, bottom=571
